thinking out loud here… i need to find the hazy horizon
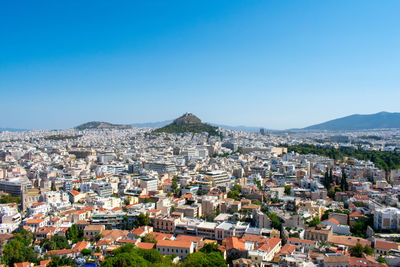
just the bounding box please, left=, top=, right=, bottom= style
left=1, top=1, right=400, bottom=129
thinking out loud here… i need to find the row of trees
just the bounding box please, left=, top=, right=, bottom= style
left=102, top=243, right=226, bottom=267
left=288, top=144, right=400, bottom=172
left=0, top=194, right=21, bottom=204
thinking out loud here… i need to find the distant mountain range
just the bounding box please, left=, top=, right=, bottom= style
left=0, top=128, right=29, bottom=132
left=304, top=112, right=400, bottom=131
left=9, top=111, right=398, bottom=133
left=75, top=121, right=132, bottom=130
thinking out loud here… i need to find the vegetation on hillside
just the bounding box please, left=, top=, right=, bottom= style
left=101, top=243, right=226, bottom=267
left=44, top=135, right=82, bottom=141
left=153, top=123, right=220, bottom=136
left=287, top=144, right=400, bottom=172
left=0, top=194, right=21, bottom=204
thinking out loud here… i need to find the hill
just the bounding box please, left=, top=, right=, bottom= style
left=131, top=120, right=259, bottom=132
left=304, top=112, right=400, bottom=131
left=75, top=121, right=132, bottom=130
left=153, top=113, right=220, bottom=136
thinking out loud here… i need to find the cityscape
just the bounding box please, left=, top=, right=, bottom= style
left=1, top=1, right=400, bottom=267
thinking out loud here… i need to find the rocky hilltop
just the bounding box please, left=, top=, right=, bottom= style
left=153, top=113, right=219, bottom=136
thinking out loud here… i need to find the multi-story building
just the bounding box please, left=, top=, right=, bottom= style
left=0, top=178, right=30, bottom=196
left=0, top=204, right=21, bottom=233
left=252, top=209, right=271, bottom=229
left=139, top=177, right=158, bottom=193
left=201, top=195, right=218, bottom=216
left=128, top=162, right=143, bottom=174
left=196, top=221, right=217, bottom=239
left=156, top=240, right=194, bottom=258
left=144, top=162, right=177, bottom=174
left=152, top=216, right=178, bottom=234
left=374, top=207, right=400, bottom=231
left=203, top=170, right=231, bottom=187
left=175, top=204, right=201, bottom=218
left=304, top=225, right=333, bottom=242
left=92, top=182, right=113, bottom=198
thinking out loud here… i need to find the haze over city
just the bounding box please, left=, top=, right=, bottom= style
left=1, top=1, right=400, bottom=129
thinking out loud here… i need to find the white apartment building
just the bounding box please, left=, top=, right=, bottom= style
left=204, top=170, right=231, bottom=187
left=140, top=177, right=158, bottom=193
left=0, top=205, right=21, bottom=233
left=374, top=207, right=400, bottom=231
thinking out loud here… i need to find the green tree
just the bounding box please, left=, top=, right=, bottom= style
left=284, top=185, right=291, bottom=195
left=102, top=244, right=172, bottom=267
left=307, top=216, right=321, bottom=227
left=377, top=256, right=387, bottom=264
left=67, top=224, right=79, bottom=242
left=171, top=175, right=179, bottom=195
left=321, top=209, right=333, bottom=221
left=41, top=236, right=70, bottom=251
left=81, top=248, right=93, bottom=256
left=267, top=212, right=282, bottom=229
left=350, top=217, right=372, bottom=238
left=256, top=181, right=262, bottom=191
left=51, top=181, right=57, bottom=191
left=341, top=170, right=349, bottom=191
left=251, top=200, right=262, bottom=206
left=227, top=190, right=240, bottom=201
left=363, top=245, right=373, bottom=256
left=14, top=228, right=34, bottom=246
left=94, top=233, right=103, bottom=242
left=48, top=256, right=77, bottom=267
left=134, top=213, right=150, bottom=228
left=182, top=251, right=226, bottom=267
left=0, top=194, right=21, bottom=204
left=349, top=243, right=364, bottom=257
left=141, top=233, right=157, bottom=243
left=3, top=239, right=38, bottom=267
left=227, top=184, right=242, bottom=201
left=200, top=243, right=220, bottom=254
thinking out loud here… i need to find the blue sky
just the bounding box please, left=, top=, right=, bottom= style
left=1, top=1, right=400, bottom=129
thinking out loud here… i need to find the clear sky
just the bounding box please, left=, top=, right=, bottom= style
left=1, top=1, right=400, bottom=130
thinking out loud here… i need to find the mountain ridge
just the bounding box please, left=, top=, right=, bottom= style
left=75, top=121, right=132, bottom=130
left=304, top=111, right=400, bottom=131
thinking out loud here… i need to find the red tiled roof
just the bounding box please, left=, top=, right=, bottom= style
left=375, top=240, right=399, bottom=250
left=137, top=242, right=156, bottom=249
left=25, top=219, right=44, bottom=224
left=69, top=190, right=80, bottom=196
left=152, top=232, right=173, bottom=241
left=31, top=202, right=45, bottom=207
left=280, top=244, right=296, bottom=255
left=326, top=218, right=340, bottom=225
left=73, top=241, right=88, bottom=252
left=349, top=211, right=365, bottom=218
left=225, top=237, right=246, bottom=251
left=46, top=248, right=73, bottom=256
left=240, top=234, right=267, bottom=244
left=259, top=238, right=281, bottom=253
left=175, top=234, right=203, bottom=243
left=157, top=240, right=192, bottom=249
